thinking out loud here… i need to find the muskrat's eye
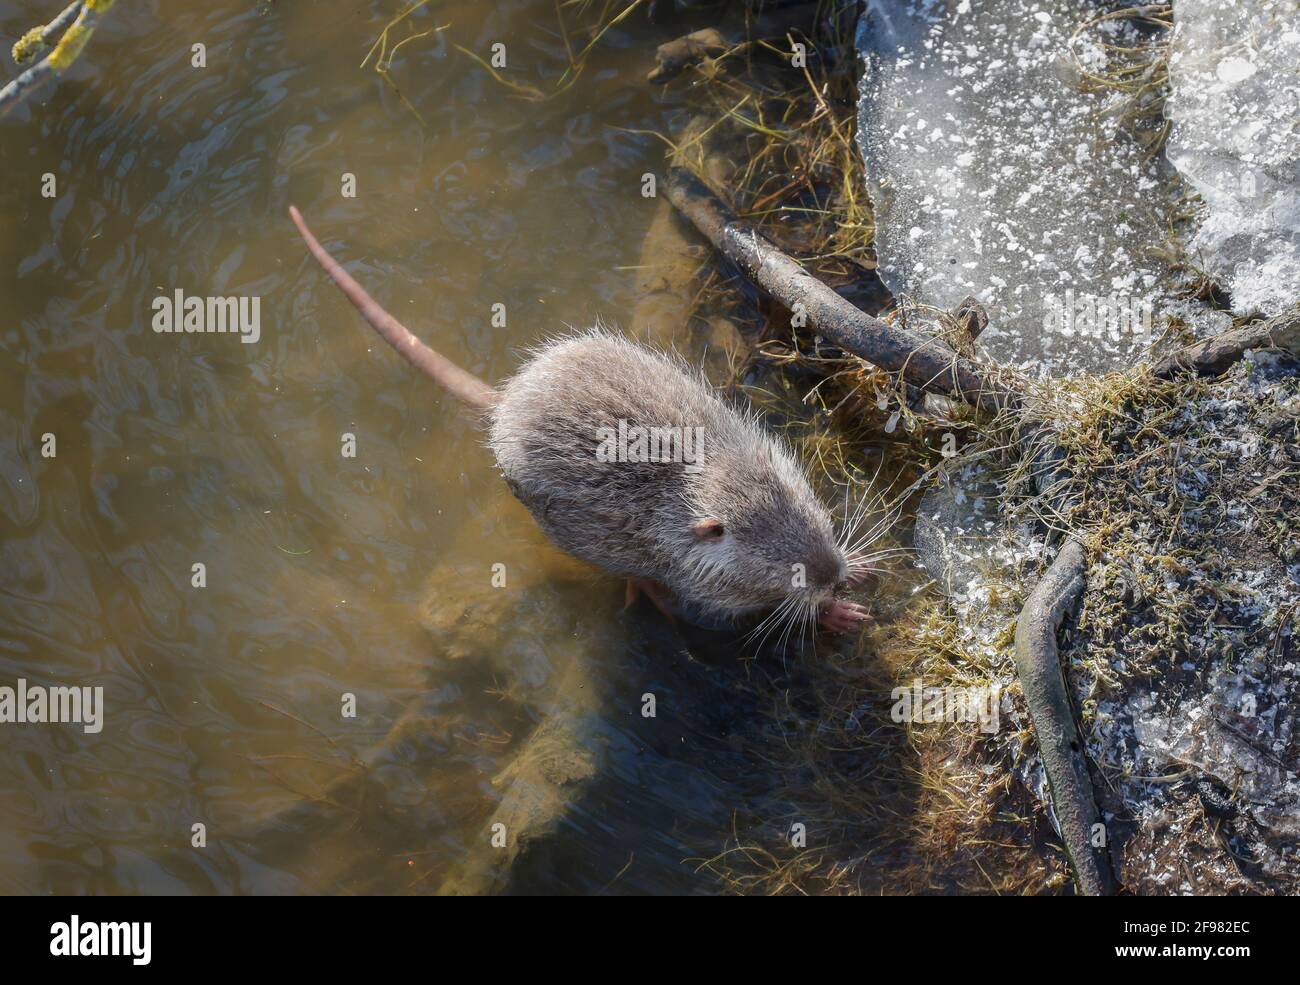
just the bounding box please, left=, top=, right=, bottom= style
left=691, top=517, right=725, bottom=541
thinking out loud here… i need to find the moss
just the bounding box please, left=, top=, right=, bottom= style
left=46, top=22, right=91, bottom=71
left=30, top=2, right=115, bottom=73
left=12, top=26, right=49, bottom=65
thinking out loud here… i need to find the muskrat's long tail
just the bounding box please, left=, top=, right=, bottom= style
left=289, top=206, right=499, bottom=411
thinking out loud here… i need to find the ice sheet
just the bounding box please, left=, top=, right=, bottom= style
left=856, top=0, right=1179, bottom=373
left=1165, top=0, right=1300, bottom=318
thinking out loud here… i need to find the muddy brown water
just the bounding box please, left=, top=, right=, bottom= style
left=0, top=0, right=868, bottom=895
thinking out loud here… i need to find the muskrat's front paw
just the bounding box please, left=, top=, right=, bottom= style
left=819, top=599, right=869, bottom=633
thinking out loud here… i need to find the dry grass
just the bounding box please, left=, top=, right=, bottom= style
left=1068, top=3, right=1174, bottom=160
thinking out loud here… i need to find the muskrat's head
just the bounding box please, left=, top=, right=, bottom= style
left=673, top=435, right=852, bottom=633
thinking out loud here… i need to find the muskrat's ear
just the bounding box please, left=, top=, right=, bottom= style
left=692, top=517, right=725, bottom=541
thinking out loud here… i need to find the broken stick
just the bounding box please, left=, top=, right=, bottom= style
left=664, top=167, right=1016, bottom=413
left=1152, top=303, right=1300, bottom=379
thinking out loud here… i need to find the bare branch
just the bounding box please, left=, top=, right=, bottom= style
left=664, top=166, right=1018, bottom=413
left=0, top=0, right=115, bottom=120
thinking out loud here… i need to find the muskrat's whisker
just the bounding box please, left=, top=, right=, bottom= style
left=850, top=540, right=912, bottom=555
left=844, top=514, right=903, bottom=557
left=776, top=606, right=797, bottom=654
left=838, top=483, right=855, bottom=534
left=795, top=601, right=812, bottom=653
left=846, top=494, right=909, bottom=547
left=837, top=493, right=876, bottom=550
left=834, top=459, right=890, bottom=544
left=759, top=599, right=799, bottom=653
left=847, top=564, right=895, bottom=577
left=799, top=597, right=818, bottom=653
left=743, top=593, right=801, bottom=651
left=836, top=469, right=892, bottom=548
left=847, top=555, right=911, bottom=571
left=847, top=546, right=913, bottom=564
left=785, top=598, right=812, bottom=654
left=842, top=493, right=904, bottom=548
left=845, top=460, right=904, bottom=518
left=745, top=600, right=783, bottom=637
left=754, top=589, right=811, bottom=660
left=777, top=593, right=813, bottom=654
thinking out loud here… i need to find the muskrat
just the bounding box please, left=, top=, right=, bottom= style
left=289, top=206, right=872, bottom=637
